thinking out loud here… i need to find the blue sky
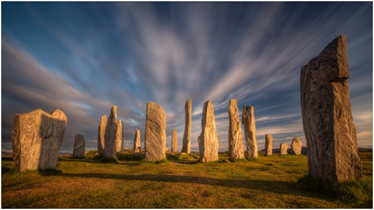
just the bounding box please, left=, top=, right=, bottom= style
left=2, top=2, right=372, bottom=153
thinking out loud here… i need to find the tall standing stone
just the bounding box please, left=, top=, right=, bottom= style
left=300, top=35, right=362, bottom=183
left=103, top=106, right=119, bottom=159
left=115, top=120, right=123, bottom=152
left=144, top=102, right=166, bottom=161
left=97, top=115, right=107, bottom=157
left=228, top=99, right=244, bottom=160
left=73, top=134, right=85, bottom=158
left=291, top=137, right=302, bottom=155
left=198, top=100, right=219, bottom=162
left=133, top=129, right=141, bottom=153
left=12, top=109, right=67, bottom=171
left=171, top=130, right=178, bottom=152
left=265, top=134, right=273, bottom=156
left=242, top=106, right=258, bottom=159
left=280, top=143, right=288, bottom=155
left=182, top=99, right=192, bottom=154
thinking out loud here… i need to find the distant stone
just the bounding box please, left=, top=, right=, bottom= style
left=265, top=134, right=273, bottom=156
left=97, top=115, right=107, bottom=157
left=73, top=134, right=85, bottom=158
left=242, top=106, right=258, bottom=159
left=300, top=35, right=362, bottom=183
left=182, top=99, right=192, bottom=154
left=198, top=100, right=219, bottom=162
left=228, top=99, right=244, bottom=160
left=133, top=129, right=141, bottom=153
left=115, top=120, right=123, bottom=153
left=280, top=143, right=288, bottom=155
left=291, top=137, right=302, bottom=155
left=172, top=130, right=178, bottom=152
left=103, top=106, right=119, bottom=159
left=12, top=109, right=67, bottom=171
left=144, top=102, right=166, bottom=161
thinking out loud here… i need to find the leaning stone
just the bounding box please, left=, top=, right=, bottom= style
left=291, top=137, right=302, bottom=155
left=73, top=134, right=85, bottom=158
left=265, top=134, right=273, bottom=156
left=242, top=106, right=258, bottom=159
left=198, top=100, right=219, bottom=162
left=172, top=130, right=178, bottom=152
left=103, top=106, right=119, bottom=159
left=133, top=129, right=141, bottom=153
left=115, top=120, right=123, bottom=152
left=300, top=35, right=362, bottom=183
left=97, top=115, right=107, bottom=157
left=144, top=102, right=166, bottom=161
left=280, top=143, right=288, bottom=155
left=228, top=99, right=244, bottom=160
left=182, top=99, right=192, bottom=154
left=12, top=109, right=67, bottom=171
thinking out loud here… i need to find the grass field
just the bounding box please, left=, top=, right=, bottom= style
left=1, top=151, right=372, bottom=208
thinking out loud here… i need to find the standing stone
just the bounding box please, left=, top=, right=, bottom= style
left=280, top=143, right=288, bottom=155
left=115, top=120, right=123, bottom=152
left=291, top=137, right=302, bottom=155
left=172, top=130, right=178, bottom=152
left=73, top=134, right=85, bottom=158
left=300, top=35, right=362, bottom=183
left=97, top=115, right=107, bottom=157
left=228, top=99, right=244, bottom=160
left=12, top=109, right=67, bottom=171
left=198, top=100, right=219, bottom=162
left=103, top=106, right=119, bottom=159
left=242, top=106, right=258, bottom=159
left=265, top=134, right=273, bottom=156
left=182, top=99, right=192, bottom=154
left=144, top=102, right=166, bottom=161
left=133, top=129, right=141, bottom=153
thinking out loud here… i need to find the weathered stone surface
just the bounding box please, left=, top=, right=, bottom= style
left=182, top=99, right=192, bottom=154
left=280, top=143, right=288, bottom=155
left=73, top=134, right=85, bottom=158
left=228, top=99, right=244, bottom=160
left=265, top=134, right=273, bottom=156
left=103, top=106, right=119, bottom=159
left=97, top=115, right=107, bottom=157
left=291, top=137, right=302, bottom=155
left=12, top=109, right=67, bottom=171
left=300, top=35, right=362, bottom=183
left=144, top=102, right=166, bottom=161
left=242, top=106, right=258, bottom=159
left=198, top=100, right=219, bottom=162
left=115, top=120, right=123, bottom=152
left=172, top=130, right=178, bottom=152
left=133, top=129, right=141, bottom=153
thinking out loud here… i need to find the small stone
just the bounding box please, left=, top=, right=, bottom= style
left=115, top=120, right=123, bottom=152
left=291, top=137, right=302, bottom=155
left=133, top=129, right=141, bottom=153
left=172, top=130, right=178, bottom=152
left=103, top=106, right=119, bottom=159
left=265, top=134, right=273, bottom=156
left=73, top=134, right=85, bottom=158
left=97, top=115, right=107, bottom=157
left=182, top=99, right=192, bottom=154
left=12, top=109, right=67, bottom=171
left=228, top=99, right=244, bottom=160
left=242, top=106, right=258, bottom=159
left=280, top=143, right=288, bottom=155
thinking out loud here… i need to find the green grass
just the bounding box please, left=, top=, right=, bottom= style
left=1, top=151, right=372, bottom=208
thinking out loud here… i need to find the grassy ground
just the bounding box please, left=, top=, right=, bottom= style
left=2, top=151, right=372, bottom=208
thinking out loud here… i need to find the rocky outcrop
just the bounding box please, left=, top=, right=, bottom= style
left=133, top=129, right=141, bottom=153
left=144, top=102, right=166, bottom=161
left=291, top=137, right=302, bottom=155
left=97, top=115, right=107, bottom=157
left=115, top=120, right=123, bottom=153
left=172, top=130, right=178, bottom=152
left=12, top=109, right=67, bottom=171
left=73, top=134, right=85, bottom=158
left=265, top=134, right=273, bottom=156
left=300, top=35, right=362, bottom=183
left=228, top=99, right=244, bottom=160
left=103, top=106, right=119, bottom=159
left=198, top=100, right=219, bottom=162
left=242, top=106, right=258, bottom=159
left=280, top=143, right=288, bottom=155
left=182, top=99, right=192, bottom=154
